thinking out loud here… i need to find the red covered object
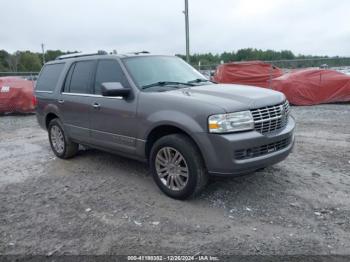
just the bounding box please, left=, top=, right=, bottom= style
left=0, top=77, right=35, bottom=113
left=271, top=69, right=350, bottom=106
left=212, top=61, right=283, bottom=88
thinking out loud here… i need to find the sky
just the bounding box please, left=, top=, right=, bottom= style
left=1, top=0, right=349, bottom=56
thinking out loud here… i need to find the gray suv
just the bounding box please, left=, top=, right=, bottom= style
left=35, top=52, right=295, bottom=199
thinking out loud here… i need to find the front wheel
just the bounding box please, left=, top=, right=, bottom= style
left=150, top=134, right=208, bottom=199
left=48, top=118, right=79, bottom=159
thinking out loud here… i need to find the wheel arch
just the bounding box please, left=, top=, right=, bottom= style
left=145, top=124, right=207, bottom=170
left=45, top=112, right=59, bottom=129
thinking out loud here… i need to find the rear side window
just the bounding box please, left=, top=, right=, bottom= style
left=36, top=63, right=64, bottom=91
left=63, top=63, right=75, bottom=92
left=94, top=60, right=129, bottom=94
left=65, top=60, right=95, bottom=94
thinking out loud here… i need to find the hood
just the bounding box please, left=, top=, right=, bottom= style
left=167, top=84, right=286, bottom=112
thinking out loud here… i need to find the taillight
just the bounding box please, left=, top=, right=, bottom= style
left=32, top=95, right=38, bottom=107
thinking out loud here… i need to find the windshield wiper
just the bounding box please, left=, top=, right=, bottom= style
left=187, top=78, right=211, bottom=84
left=141, top=81, right=194, bottom=90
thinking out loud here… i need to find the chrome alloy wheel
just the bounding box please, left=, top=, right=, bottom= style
left=155, top=147, right=189, bottom=191
left=50, top=125, right=65, bottom=154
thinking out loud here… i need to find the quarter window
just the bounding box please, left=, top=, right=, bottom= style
left=36, top=63, right=65, bottom=91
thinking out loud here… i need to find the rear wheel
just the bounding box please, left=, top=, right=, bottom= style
left=48, top=118, right=78, bottom=159
left=150, top=134, right=208, bottom=199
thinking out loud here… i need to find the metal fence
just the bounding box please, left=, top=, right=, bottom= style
left=0, top=71, right=39, bottom=81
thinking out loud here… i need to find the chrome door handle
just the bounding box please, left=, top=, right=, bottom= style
left=92, top=102, right=101, bottom=109
left=58, top=99, right=64, bottom=104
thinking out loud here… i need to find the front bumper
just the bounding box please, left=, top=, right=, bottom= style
left=194, top=116, right=295, bottom=176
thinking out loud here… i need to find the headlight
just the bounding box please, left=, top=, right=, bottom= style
left=208, top=111, right=254, bottom=133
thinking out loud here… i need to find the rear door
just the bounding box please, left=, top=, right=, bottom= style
left=58, top=60, right=96, bottom=143
left=89, top=59, right=138, bottom=154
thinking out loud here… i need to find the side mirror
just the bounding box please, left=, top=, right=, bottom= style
left=101, top=82, right=131, bottom=97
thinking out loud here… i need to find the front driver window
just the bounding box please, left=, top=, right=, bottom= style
left=94, top=60, right=129, bottom=94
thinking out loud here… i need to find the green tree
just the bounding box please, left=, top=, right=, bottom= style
left=18, top=51, right=42, bottom=71
left=0, top=50, right=10, bottom=71
left=220, top=51, right=236, bottom=62
left=6, top=51, right=21, bottom=72
left=45, top=50, right=65, bottom=62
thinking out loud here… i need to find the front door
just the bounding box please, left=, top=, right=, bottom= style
left=89, top=59, right=138, bottom=154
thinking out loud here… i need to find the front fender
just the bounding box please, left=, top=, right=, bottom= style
left=141, top=110, right=206, bottom=140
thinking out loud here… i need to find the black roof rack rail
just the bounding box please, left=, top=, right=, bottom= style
left=56, top=50, right=108, bottom=60
left=127, top=51, right=150, bottom=55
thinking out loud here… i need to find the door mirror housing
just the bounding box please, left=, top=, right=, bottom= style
left=101, top=82, right=131, bottom=97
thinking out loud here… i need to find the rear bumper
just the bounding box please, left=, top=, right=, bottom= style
left=194, top=116, right=295, bottom=176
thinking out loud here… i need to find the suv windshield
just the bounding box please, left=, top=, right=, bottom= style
left=122, top=56, right=209, bottom=90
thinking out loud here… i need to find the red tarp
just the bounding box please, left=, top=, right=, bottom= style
left=212, top=61, right=283, bottom=88
left=0, top=77, right=35, bottom=113
left=271, top=69, right=350, bottom=106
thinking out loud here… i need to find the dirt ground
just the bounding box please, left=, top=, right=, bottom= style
left=0, top=104, right=349, bottom=256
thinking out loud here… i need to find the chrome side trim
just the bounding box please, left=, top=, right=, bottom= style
left=61, top=92, right=123, bottom=99
left=65, top=123, right=145, bottom=142
left=64, top=124, right=90, bottom=131
left=35, top=90, right=53, bottom=93
left=92, top=128, right=146, bottom=142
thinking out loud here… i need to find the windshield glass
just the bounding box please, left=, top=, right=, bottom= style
left=122, top=56, right=208, bottom=90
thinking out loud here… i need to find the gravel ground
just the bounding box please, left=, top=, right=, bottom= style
left=0, top=104, right=349, bottom=256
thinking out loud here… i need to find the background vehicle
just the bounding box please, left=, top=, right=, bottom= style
left=35, top=52, right=295, bottom=199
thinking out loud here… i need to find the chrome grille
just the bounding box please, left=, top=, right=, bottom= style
left=250, top=100, right=290, bottom=134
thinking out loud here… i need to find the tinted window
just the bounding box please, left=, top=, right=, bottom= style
left=69, top=60, right=95, bottom=93
left=63, top=63, right=75, bottom=92
left=36, top=63, right=64, bottom=91
left=94, top=60, right=129, bottom=94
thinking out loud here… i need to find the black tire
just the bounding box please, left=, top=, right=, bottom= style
left=48, top=118, right=79, bottom=159
left=150, top=134, right=208, bottom=200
